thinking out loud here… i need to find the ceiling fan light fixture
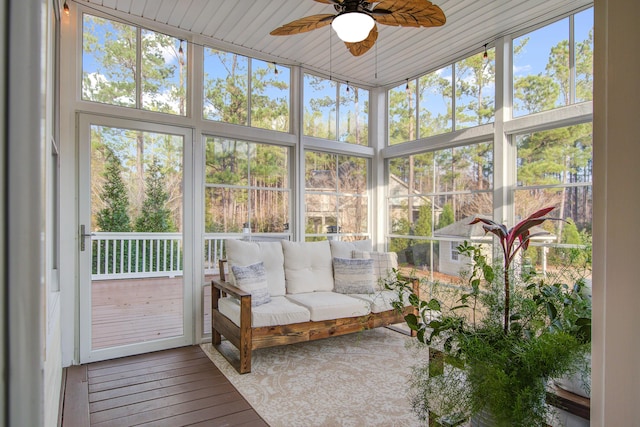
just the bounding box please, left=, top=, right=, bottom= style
left=331, top=11, right=374, bottom=43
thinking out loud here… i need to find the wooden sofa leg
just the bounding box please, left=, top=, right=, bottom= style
left=238, top=295, right=252, bottom=374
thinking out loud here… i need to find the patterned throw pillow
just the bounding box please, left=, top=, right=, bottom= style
left=231, top=262, right=272, bottom=307
left=352, top=251, right=399, bottom=291
left=333, top=257, right=375, bottom=294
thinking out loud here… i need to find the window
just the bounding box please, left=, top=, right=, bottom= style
left=204, top=138, right=290, bottom=234
left=387, top=142, right=493, bottom=280
left=304, top=74, right=369, bottom=146
left=514, top=123, right=592, bottom=274
left=203, top=51, right=291, bottom=131
left=513, top=9, right=593, bottom=117
left=305, top=152, right=369, bottom=241
left=389, top=49, right=495, bottom=145
left=82, top=14, right=187, bottom=115
left=451, top=241, right=461, bottom=261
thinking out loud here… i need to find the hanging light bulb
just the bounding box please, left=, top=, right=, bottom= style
left=63, top=1, right=70, bottom=15
left=483, top=43, right=488, bottom=59
left=274, top=63, right=279, bottom=75
left=405, top=79, right=410, bottom=94
left=346, top=81, right=350, bottom=93
left=178, top=40, right=184, bottom=55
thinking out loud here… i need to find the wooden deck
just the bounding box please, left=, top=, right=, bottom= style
left=61, top=345, right=267, bottom=426
left=91, top=277, right=213, bottom=350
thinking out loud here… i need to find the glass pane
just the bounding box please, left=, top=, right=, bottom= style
left=90, top=125, right=184, bottom=349
left=338, top=196, right=368, bottom=234
left=249, top=144, right=289, bottom=188
left=251, top=59, right=290, bottom=132
left=516, top=123, right=593, bottom=187
left=338, top=155, right=367, bottom=193
left=203, top=49, right=248, bottom=125
left=513, top=18, right=570, bottom=117
left=575, top=8, right=594, bottom=103
left=141, top=30, right=187, bottom=115
left=389, top=198, right=411, bottom=235
left=250, top=190, right=289, bottom=233
left=204, top=137, right=249, bottom=185
left=455, top=49, right=495, bottom=129
left=82, top=14, right=136, bottom=107
left=303, top=74, right=337, bottom=139
left=204, top=187, right=248, bottom=233
left=305, top=194, right=337, bottom=234
left=305, top=152, right=336, bottom=191
left=389, top=80, right=416, bottom=145
left=514, top=187, right=592, bottom=239
left=419, top=66, right=452, bottom=137
left=339, top=83, right=369, bottom=145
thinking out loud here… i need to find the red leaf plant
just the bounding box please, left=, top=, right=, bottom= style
left=470, top=207, right=563, bottom=333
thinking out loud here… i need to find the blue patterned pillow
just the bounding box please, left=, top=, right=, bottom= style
left=333, top=257, right=375, bottom=294
left=231, top=262, right=271, bottom=307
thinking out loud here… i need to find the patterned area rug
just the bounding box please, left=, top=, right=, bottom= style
left=201, top=327, right=428, bottom=427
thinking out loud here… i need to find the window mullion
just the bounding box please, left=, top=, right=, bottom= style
left=136, top=27, right=142, bottom=109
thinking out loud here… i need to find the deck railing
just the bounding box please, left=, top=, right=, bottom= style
left=91, top=232, right=290, bottom=280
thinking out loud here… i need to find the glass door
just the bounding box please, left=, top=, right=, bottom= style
left=79, top=114, right=194, bottom=363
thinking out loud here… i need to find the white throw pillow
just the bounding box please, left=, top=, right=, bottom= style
left=281, top=240, right=334, bottom=293
left=230, top=262, right=271, bottom=307
left=224, top=239, right=286, bottom=296
left=329, top=239, right=373, bottom=259
left=352, top=250, right=399, bottom=291
left=333, top=257, right=375, bottom=294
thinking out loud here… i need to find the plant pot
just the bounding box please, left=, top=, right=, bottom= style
left=554, top=353, right=591, bottom=398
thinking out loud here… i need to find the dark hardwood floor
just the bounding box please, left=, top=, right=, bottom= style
left=61, top=345, right=267, bottom=427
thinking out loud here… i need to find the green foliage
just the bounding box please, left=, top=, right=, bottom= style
left=134, top=158, right=175, bottom=232
left=414, top=205, right=432, bottom=237
left=96, top=149, right=131, bottom=232
left=387, top=215, right=591, bottom=425
left=438, top=203, right=455, bottom=230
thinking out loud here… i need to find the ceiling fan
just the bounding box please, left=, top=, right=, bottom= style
left=269, top=0, right=446, bottom=57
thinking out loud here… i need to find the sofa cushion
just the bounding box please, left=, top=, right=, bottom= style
left=329, top=239, right=373, bottom=259
left=286, top=292, right=370, bottom=321
left=333, top=257, right=375, bottom=294
left=352, top=250, right=399, bottom=291
left=231, top=262, right=271, bottom=307
left=225, top=239, right=286, bottom=297
left=218, top=296, right=311, bottom=328
left=349, top=290, right=411, bottom=313
left=281, top=240, right=334, bottom=294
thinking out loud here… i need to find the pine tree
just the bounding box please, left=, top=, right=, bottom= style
left=135, top=158, right=176, bottom=232
left=96, top=149, right=131, bottom=232
left=438, top=203, right=455, bottom=230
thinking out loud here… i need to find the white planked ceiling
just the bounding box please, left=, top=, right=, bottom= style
left=81, top=0, right=593, bottom=88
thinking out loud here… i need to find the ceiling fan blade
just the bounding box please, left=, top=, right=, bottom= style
left=270, top=14, right=335, bottom=36
left=373, top=0, right=446, bottom=27
left=344, top=24, right=378, bottom=56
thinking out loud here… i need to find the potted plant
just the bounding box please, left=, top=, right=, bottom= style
left=389, top=207, right=592, bottom=427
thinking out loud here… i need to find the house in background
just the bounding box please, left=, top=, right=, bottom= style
left=2, top=1, right=639, bottom=426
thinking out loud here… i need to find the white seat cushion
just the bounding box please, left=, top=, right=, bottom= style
left=218, top=296, right=311, bottom=328
left=349, top=290, right=411, bottom=313
left=225, top=239, right=286, bottom=297
left=286, top=292, right=370, bottom=321
left=329, top=239, right=373, bottom=259
left=281, top=240, right=334, bottom=293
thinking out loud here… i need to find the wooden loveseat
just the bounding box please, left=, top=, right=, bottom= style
left=211, top=239, right=418, bottom=374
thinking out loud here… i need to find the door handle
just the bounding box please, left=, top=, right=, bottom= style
left=80, top=224, right=95, bottom=251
